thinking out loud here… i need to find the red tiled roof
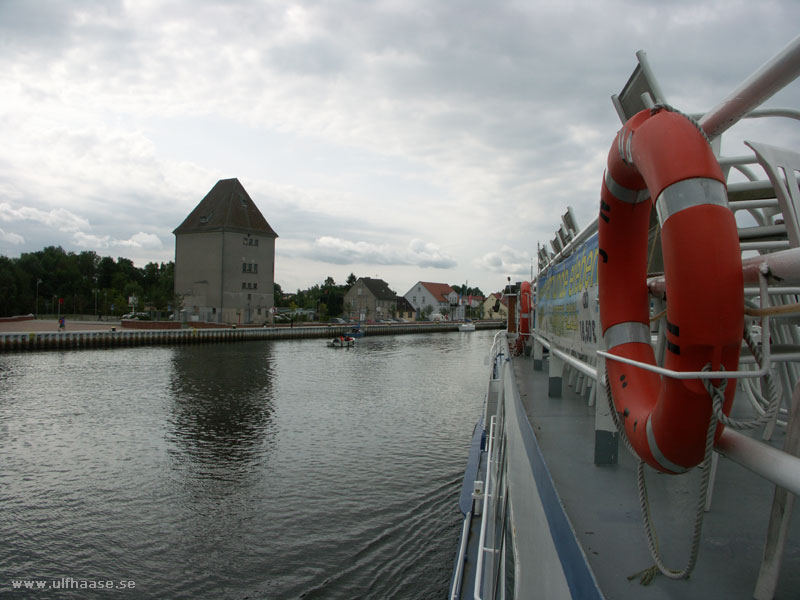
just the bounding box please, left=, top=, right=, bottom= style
left=419, top=281, right=455, bottom=303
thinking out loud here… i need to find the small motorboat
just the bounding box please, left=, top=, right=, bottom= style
left=327, top=336, right=355, bottom=348
left=458, top=321, right=476, bottom=332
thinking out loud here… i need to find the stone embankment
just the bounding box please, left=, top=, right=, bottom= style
left=0, top=321, right=503, bottom=352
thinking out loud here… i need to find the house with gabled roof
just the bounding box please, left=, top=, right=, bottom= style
left=173, top=178, right=278, bottom=324
left=459, top=294, right=486, bottom=320
left=404, top=281, right=461, bottom=319
left=343, top=277, right=397, bottom=322
left=482, top=292, right=508, bottom=320
left=395, top=296, right=415, bottom=321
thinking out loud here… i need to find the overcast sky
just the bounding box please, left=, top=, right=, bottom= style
left=1, top=1, right=799, bottom=296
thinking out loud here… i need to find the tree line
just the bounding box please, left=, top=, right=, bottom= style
left=0, top=246, right=177, bottom=318
left=274, top=274, right=357, bottom=321
left=0, top=245, right=487, bottom=321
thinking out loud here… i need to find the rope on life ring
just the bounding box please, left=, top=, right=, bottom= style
left=598, top=106, right=744, bottom=474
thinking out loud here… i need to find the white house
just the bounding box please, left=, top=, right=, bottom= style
left=404, top=281, right=464, bottom=320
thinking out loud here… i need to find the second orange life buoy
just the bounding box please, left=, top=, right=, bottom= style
left=516, top=281, right=532, bottom=354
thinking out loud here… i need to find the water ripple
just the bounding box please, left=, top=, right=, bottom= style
left=0, top=331, right=494, bottom=598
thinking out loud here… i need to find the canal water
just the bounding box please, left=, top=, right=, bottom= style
left=0, top=329, right=495, bottom=599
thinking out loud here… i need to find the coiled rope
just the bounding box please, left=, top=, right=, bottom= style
left=605, top=323, right=774, bottom=584
left=703, top=325, right=781, bottom=430
left=606, top=374, right=717, bottom=583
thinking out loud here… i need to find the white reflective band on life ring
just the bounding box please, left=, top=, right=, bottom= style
left=603, top=321, right=651, bottom=350
left=655, top=178, right=728, bottom=226
left=604, top=171, right=650, bottom=205
left=646, top=417, right=689, bottom=474
left=617, top=127, right=635, bottom=165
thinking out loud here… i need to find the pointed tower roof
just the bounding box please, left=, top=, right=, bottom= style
left=173, top=178, right=278, bottom=237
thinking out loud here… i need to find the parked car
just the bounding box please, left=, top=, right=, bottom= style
left=329, top=317, right=347, bottom=324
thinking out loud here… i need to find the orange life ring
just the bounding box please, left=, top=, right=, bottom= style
left=516, top=281, right=532, bottom=353
left=598, top=107, right=743, bottom=473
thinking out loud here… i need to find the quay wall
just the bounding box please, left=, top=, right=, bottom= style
left=0, top=321, right=503, bottom=352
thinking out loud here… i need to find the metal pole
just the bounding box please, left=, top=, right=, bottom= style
left=716, top=428, right=800, bottom=498
left=699, top=34, right=800, bottom=139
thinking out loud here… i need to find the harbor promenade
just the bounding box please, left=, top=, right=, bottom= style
left=0, top=317, right=503, bottom=352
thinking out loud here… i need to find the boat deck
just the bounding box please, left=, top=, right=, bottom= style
left=514, top=351, right=800, bottom=599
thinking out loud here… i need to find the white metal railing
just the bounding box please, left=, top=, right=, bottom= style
left=449, top=511, right=473, bottom=600
left=452, top=334, right=506, bottom=600
left=473, top=414, right=497, bottom=600
left=532, top=322, right=800, bottom=499
left=533, top=331, right=598, bottom=380
left=698, top=34, right=800, bottom=139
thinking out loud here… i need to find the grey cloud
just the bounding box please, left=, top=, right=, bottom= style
left=306, top=236, right=457, bottom=269
left=2, top=0, right=799, bottom=295
left=269, top=39, right=352, bottom=76
left=477, top=246, right=531, bottom=277
left=0, top=228, right=24, bottom=245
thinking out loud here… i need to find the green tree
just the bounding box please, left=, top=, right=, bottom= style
left=0, top=245, right=178, bottom=318
left=274, top=282, right=285, bottom=306
left=453, top=284, right=485, bottom=298
left=0, top=256, right=22, bottom=316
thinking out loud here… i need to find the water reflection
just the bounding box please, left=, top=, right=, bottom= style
left=167, top=343, right=276, bottom=478
left=0, top=332, right=496, bottom=599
